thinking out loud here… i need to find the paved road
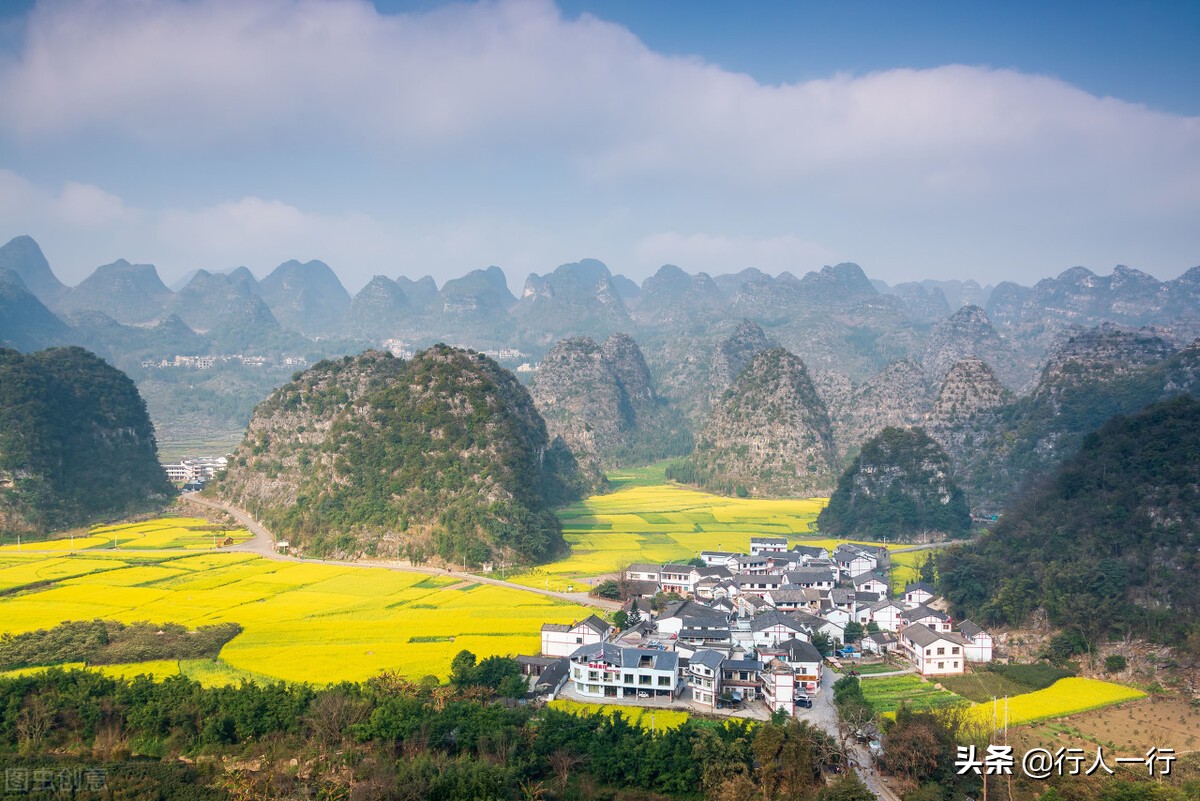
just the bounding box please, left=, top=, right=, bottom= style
left=183, top=493, right=621, bottom=611
left=804, top=666, right=901, bottom=801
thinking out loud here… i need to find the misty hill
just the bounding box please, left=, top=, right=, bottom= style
left=818, top=426, right=970, bottom=541
left=209, top=347, right=587, bottom=564
left=0, top=347, right=171, bottom=534
left=396, top=275, right=439, bottom=311
left=669, top=348, right=838, bottom=497
left=257, top=259, right=352, bottom=337
left=0, top=236, right=67, bottom=306
left=531, top=333, right=690, bottom=468
left=514, top=259, right=632, bottom=345
left=938, top=395, right=1200, bottom=643
left=630, top=264, right=724, bottom=324
left=345, top=276, right=412, bottom=340
left=57, top=259, right=173, bottom=324
left=169, top=269, right=285, bottom=350
left=0, top=270, right=73, bottom=352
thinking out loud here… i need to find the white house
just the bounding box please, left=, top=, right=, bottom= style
left=660, top=564, right=700, bottom=595
left=750, top=536, right=789, bottom=556
left=861, top=630, right=900, bottom=656
left=760, top=637, right=822, bottom=693
left=959, top=620, right=994, bottom=662
left=751, top=610, right=808, bottom=648
left=760, top=659, right=796, bottom=716
left=785, top=567, right=837, bottom=590
left=903, top=581, right=935, bottom=607
left=833, top=545, right=879, bottom=578
left=865, top=599, right=906, bottom=632
left=625, top=563, right=662, bottom=583
left=735, top=573, right=784, bottom=599
left=792, top=611, right=845, bottom=646
left=900, top=624, right=968, bottom=676
left=853, top=572, right=890, bottom=598
left=541, top=615, right=611, bottom=658
left=568, top=643, right=680, bottom=699
left=688, top=649, right=725, bottom=708
left=700, top=551, right=740, bottom=569
left=733, top=554, right=771, bottom=575
left=902, top=605, right=952, bottom=633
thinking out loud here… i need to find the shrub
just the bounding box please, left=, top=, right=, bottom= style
left=1104, top=654, right=1127, bottom=673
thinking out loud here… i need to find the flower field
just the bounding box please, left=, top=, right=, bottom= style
left=0, top=551, right=593, bottom=685
left=507, top=469, right=909, bottom=592
left=0, top=518, right=252, bottom=553
left=548, top=699, right=691, bottom=731
left=969, top=677, right=1146, bottom=729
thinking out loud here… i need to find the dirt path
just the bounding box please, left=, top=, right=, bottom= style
left=182, top=493, right=620, bottom=612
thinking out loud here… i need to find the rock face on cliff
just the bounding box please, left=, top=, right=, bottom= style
left=923, top=305, right=1025, bottom=389
left=210, top=346, right=586, bottom=564
left=671, top=348, right=838, bottom=497
left=828, top=360, right=935, bottom=458
left=0, top=347, right=171, bottom=533
left=817, top=427, right=970, bottom=540
left=939, top=326, right=1197, bottom=514
left=708, top=320, right=775, bottom=408
left=531, top=333, right=689, bottom=467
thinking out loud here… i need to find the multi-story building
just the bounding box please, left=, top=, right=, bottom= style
left=749, top=536, right=789, bottom=556
left=901, top=623, right=968, bottom=675
left=687, top=649, right=725, bottom=708
left=568, top=643, right=680, bottom=699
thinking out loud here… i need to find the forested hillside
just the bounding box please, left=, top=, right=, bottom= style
left=818, top=427, right=970, bottom=540
left=938, top=395, right=1200, bottom=642
left=0, top=347, right=171, bottom=533
left=210, top=347, right=588, bottom=564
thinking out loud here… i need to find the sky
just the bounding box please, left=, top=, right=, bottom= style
left=0, top=0, right=1198, bottom=293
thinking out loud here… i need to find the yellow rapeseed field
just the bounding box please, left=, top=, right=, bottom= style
left=970, top=677, right=1146, bottom=729
left=0, top=551, right=594, bottom=685
left=548, top=699, right=690, bottom=731
left=0, top=518, right=252, bottom=554
left=509, top=476, right=906, bottom=591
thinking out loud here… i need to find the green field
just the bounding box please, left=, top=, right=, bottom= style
left=0, top=544, right=592, bottom=685
left=860, top=674, right=969, bottom=714
left=508, top=464, right=912, bottom=591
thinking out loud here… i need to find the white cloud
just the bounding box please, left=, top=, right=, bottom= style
left=0, top=0, right=1197, bottom=283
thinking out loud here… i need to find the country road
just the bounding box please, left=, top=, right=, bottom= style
left=182, top=493, right=621, bottom=612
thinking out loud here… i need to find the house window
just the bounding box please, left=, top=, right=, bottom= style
left=937, top=662, right=945, bottom=669
left=576, top=637, right=583, bottom=643
left=658, top=676, right=671, bottom=686
left=639, top=676, right=652, bottom=685
left=624, top=674, right=634, bottom=684
left=936, top=647, right=945, bottom=655
left=953, top=661, right=959, bottom=668
left=952, top=647, right=960, bottom=655
left=588, top=671, right=598, bottom=681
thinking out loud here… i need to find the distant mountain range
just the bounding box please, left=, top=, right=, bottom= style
left=1, top=233, right=1196, bottom=477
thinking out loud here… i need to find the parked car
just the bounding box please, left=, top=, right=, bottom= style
left=796, top=696, right=813, bottom=709
left=637, top=691, right=650, bottom=698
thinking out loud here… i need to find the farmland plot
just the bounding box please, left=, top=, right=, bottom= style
left=0, top=552, right=592, bottom=685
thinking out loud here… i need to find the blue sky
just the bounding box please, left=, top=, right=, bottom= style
left=0, top=0, right=1197, bottom=292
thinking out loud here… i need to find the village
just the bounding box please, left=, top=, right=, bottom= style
left=522, top=538, right=993, bottom=721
